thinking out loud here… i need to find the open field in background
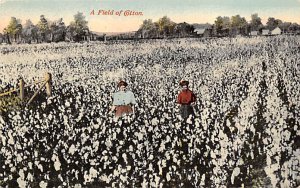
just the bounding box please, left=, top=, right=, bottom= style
left=0, top=36, right=299, bottom=187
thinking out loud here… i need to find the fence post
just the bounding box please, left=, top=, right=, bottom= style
left=45, top=72, right=52, bottom=97
left=19, top=78, right=24, bottom=101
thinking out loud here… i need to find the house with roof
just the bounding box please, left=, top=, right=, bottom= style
left=250, top=31, right=258, bottom=36
left=271, top=27, right=282, bottom=35
left=194, top=28, right=212, bottom=37
left=262, top=29, right=270, bottom=36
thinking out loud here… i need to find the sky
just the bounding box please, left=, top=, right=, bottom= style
left=0, top=0, right=300, bottom=32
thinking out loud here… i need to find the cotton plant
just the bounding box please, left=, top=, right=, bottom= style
left=0, top=36, right=300, bottom=187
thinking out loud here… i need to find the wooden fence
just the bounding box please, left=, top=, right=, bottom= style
left=0, top=72, right=52, bottom=106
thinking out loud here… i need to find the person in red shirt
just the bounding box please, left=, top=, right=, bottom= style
left=177, top=80, right=196, bottom=119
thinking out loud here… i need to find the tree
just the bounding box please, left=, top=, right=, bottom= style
left=68, top=12, right=89, bottom=42
left=0, top=33, right=3, bottom=43
left=174, top=22, right=194, bottom=37
left=214, top=16, right=230, bottom=36
left=214, top=16, right=223, bottom=34
left=5, top=17, right=22, bottom=43
left=22, top=19, right=38, bottom=43
left=250, top=13, right=263, bottom=31
left=137, top=19, right=159, bottom=38
left=279, top=22, right=291, bottom=33
left=266, top=17, right=282, bottom=30
left=37, top=15, right=50, bottom=42
left=288, top=23, right=300, bottom=34
left=49, top=18, right=66, bottom=42
left=230, top=15, right=248, bottom=35
left=156, top=16, right=176, bottom=37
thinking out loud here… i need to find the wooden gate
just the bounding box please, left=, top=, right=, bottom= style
left=0, top=72, right=52, bottom=106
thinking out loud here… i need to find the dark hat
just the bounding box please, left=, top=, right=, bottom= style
left=179, top=80, right=189, bottom=86
left=118, top=80, right=128, bottom=87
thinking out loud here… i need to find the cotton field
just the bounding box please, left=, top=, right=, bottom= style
left=0, top=36, right=299, bottom=187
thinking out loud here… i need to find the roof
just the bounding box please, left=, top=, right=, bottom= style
left=194, top=28, right=206, bottom=34
left=272, top=27, right=281, bottom=31
left=271, top=27, right=281, bottom=35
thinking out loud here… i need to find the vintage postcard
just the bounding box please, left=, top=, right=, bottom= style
left=0, top=0, right=299, bottom=187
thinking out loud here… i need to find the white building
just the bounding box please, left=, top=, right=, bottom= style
left=250, top=31, right=258, bottom=36
left=271, top=27, right=282, bottom=35
left=262, top=29, right=270, bottom=36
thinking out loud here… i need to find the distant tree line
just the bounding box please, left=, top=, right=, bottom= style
left=0, top=12, right=89, bottom=44
left=213, top=13, right=300, bottom=37
left=136, top=16, right=194, bottom=39
left=137, top=14, right=300, bottom=38
left=1, top=13, right=300, bottom=44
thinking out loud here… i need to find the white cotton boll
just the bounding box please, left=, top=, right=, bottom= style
left=1, top=135, right=6, bottom=146
left=162, top=159, right=166, bottom=168
left=159, top=143, right=165, bottom=152
left=136, top=132, right=144, bottom=141
left=0, top=116, right=5, bottom=126
left=83, top=171, right=92, bottom=184
left=89, top=167, right=98, bottom=179
left=28, top=162, right=33, bottom=170
left=18, top=169, right=25, bottom=179
left=112, top=132, right=116, bottom=139
left=39, top=181, right=47, bottom=188
left=38, top=164, right=43, bottom=172
left=69, top=144, right=76, bottom=155
left=166, top=153, right=170, bottom=160
left=120, top=175, right=127, bottom=182
left=210, top=152, right=216, bottom=159
left=129, top=145, right=133, bottom=152
left=200, top=174, right=205, bottom=186
left=151, top=117, right=159, bottom=126
left=149, top=154, right=154, bottom=160
left=148, top=126, right=153, bottom=132
left=166, top=172, right=171, bottom=181
left=113, top=169, right=120, bottom=177
left=231, top=167, right=240, bottom=184
left=8, top=134, right=14, bottom=145
left=16, top=153, right=23, bottom=163
left=27, top=172, right=33, bottom=182
left=264, top=165, right=278, bottom=187
left=122, top=153, right=127, bottom=163
left=105, top=139, right=112, bottom=148
left=17, top=176, right=27, bottom=188
left=54, top=160, right=61, bottom=171
left=118, top=120, right=122, bottom=126
left=93, top=122, right=100, bottom=130
left=74, top=184, right=82, bottom=188
left=100, top=174, right=110, bottom=183
left=148, top=164, right=153, bottom=171
left=84, top=153, right=89, bottom=160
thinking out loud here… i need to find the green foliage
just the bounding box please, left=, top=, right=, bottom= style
left=0, top=94, right=23, bottom=113
left=266, top=17, right=283, bottom=30
left=214, top=16, right=230, bottom=35
left=137, top=16, right=193, bottom=38
left=250, top=13, right=263, bottom=31
left=22, top=19, right=38, bottom=43
left=67, top=12, right=89, bottom=41
left=49, top=18, right=66, bottom=42
left=138, top=19, right=159, bottom=38
left=5, top=17, right=22, bottom=42
left=37, top=15, right=50, bottom=42
left=279, top=22, right=292, bottom=33
left=174, top=22, right=194, bottom=37
left=157, top=16, right=176, bottom=35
